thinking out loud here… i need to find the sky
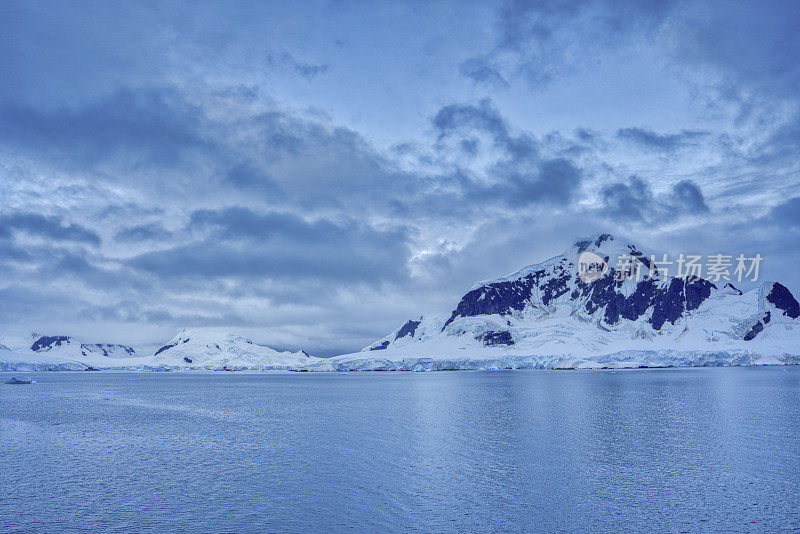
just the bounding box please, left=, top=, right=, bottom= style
left=1, top=0, right=800, bottom=355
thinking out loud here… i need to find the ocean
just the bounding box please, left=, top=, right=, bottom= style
left=2, top=368, right=799, bottom=533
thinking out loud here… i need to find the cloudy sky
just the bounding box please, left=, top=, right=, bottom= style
left=2, top=0, right=799, bottom=354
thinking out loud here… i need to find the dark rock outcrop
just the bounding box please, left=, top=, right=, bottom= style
left=31, top=336, right=71, bottom=351
left=395, top=320, right=422, bottom=340
left=154, top=341, right=178, bottom=356
left=767, top=282, right=800, bottom=319
left=478, top=331, right=514, bottom=346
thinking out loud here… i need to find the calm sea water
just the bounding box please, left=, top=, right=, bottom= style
left=1, top=368, right=799, bottom=533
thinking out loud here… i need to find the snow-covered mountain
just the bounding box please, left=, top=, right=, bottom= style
left=310, top=233, right=800, bottom=370
left=0, top=329, right=316, bottom=371
left=0, top=333, right=144, bottom=371
left=148, top=329, right=314, bottom=370
left=29, top=334, right=138, bottom=357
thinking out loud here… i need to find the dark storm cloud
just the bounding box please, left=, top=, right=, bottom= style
left=29, top=245, right=155, bottom=293
left=0, top=240, right=31, bottom=263
left=0, top=88, right=207, bottom=166
left=188, top=207, right=345, bottom=241
left=496, top=0, right=579, bottom=51
left=0, top=212, right=101, bottom=246
left=601, top=176, right=709, bottom=221
left=234, top=108, right=406, bottom=207
left=458, top=57, right=509, bottom=89
left=482, top=158, right=582, bottom=206
left=44, top=250, right=112, bottom=283
left=129, top=207, right=411, bottom=284
left=459, top=138, right=480, bottom=155
left=616, top=127, right=709, bottom=153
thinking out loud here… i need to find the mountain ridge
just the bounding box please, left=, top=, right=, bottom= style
left=2, top=234, right=799, bottom=371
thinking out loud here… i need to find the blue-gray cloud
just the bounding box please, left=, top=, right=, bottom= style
left=0, top=88, right=207, bottom=166
left=222, top=163, right=284, bottom=195
left=601, top=176, right=709, bottom=221
left=433, top=99, right=538, bottom=162
left=616, top=127, right=709, bottom=153
left=114, top=223, right=172, bottom=243
left=266, top=52, right=330, bottom=81
left=672, top=0, right=800, bottom=99
left=432, top=99, right=581, bottom=206
left=129, top=207, right=411, bottom=284
left=765, top=197, right=800, bottom=230
left=0, top=212, right=101, bottom=246
left=491, top=0, right=679, bottom=88
left=601, top=176, right=651, bottom=221
left=434, top=99, right=510, bottom=141
left=671, top=180, right=710, bottom=214
left=458, top=57, right=509, bottom=89
left=482, top=158, right=582, bottom=206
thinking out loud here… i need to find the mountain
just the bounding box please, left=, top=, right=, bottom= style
left=0, top=336, right=92, bottom=371
left=30, top=335, right=137, bottom=357
left=310, top=233, right=800, bottom=370
left=0, top=333, right=143, bottom=371
left=2, top=233, right=799, bottom=372
left=0, top=329, right=316, bottom=371
left=148, top=329, right=314, bottom=370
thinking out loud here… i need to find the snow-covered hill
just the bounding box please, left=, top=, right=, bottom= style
left=0, top=329, right=316, bottom=371
left=148, top=329, right=314, bottom=370
left=308, top=233, right=800, bottom=370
